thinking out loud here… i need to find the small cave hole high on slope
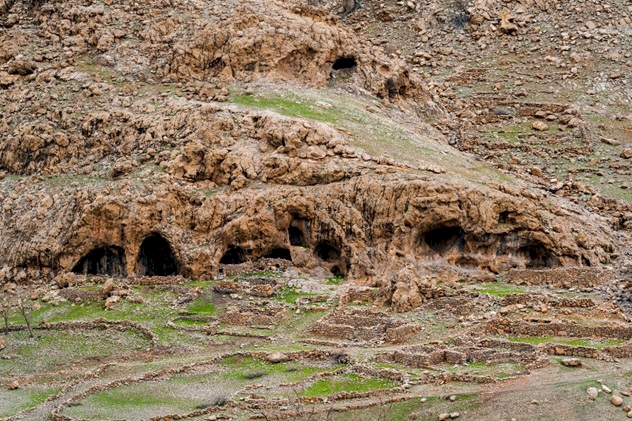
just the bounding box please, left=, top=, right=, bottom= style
left=332, top=56, right=357, bottom=70
left=421, top=226, right=465, bottom=255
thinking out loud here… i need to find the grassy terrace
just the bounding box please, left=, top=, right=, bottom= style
left=471, top=282, right=526, bottom=297
left=508, top=337, right=626, bottom=350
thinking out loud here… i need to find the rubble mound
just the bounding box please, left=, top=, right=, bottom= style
left=222, top=302, right=289, bottom=326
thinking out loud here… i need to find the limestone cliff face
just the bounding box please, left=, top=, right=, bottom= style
left=0, top=0, right=618, bottom=311
left=0, top=106, right=614, bottom=283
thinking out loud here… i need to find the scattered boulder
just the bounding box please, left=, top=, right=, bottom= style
left=561, top=358, right=581, bottom=367
left=53, top=272, right=77, bottom=288
left=587, top=387, right=599, bottom=400
left=499, top=11, right=518, bottom=35
left=7, top=57, right=36, bottom=75
left=611, top=395, right=624, bottom=407
left=104, top=295, right=120, bottom=309
left=102, top=279, right=116, bottom=296
left=532, top=121, right=549, bottom=131
left=266, top=352, right=290, bottom=364
left=620, top=149, right=632, bottom=159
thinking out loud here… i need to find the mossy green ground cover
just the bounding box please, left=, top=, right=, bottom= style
left=303, top=373, right=397, bottom=397
left=508, top=337, right=625, bottom=349
left=472, top=282, right=525, bottom=297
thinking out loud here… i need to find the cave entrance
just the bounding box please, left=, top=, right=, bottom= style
left=289, top=226, right=306, bottom=246
left=520, top=242, right=559, bottom=269
left=72, top=246, right=127, bottom=277
left=289, top=216, right=311, bottom=247
left=137, top=234, right=178, bottom=276
left=421, top=226, right=464, bottom=254
left=332, top=56, right=357, bottom=71
left=331, top=265, right=343, bottom=277
left=264, top=248, right=292, bottom=261
left=220, top=246, right=245, bottom=265
left=315, top=241, right=341, bottom=262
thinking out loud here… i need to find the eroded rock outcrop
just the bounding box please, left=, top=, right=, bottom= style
left=21, top=0, right=419, bottom=99
left=0, top=0, right=619, bottom=313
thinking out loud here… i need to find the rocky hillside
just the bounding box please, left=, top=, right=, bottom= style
left=1, top=0, right=632, bottom=420
left=1, top=0, right=625, bottom=304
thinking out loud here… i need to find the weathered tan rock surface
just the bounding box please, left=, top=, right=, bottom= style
left=0, top=0, right=622, bottom=312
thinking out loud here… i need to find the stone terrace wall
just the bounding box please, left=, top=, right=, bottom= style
left=506, top=267, right=616, bottom=288
left=488, top=319, right=632, bottom=339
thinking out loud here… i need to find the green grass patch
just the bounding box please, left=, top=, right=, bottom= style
left=332, top=397, right=424, bottom=421
left=325, top=276, right=345, bottom=285
left=183, top=280, right=214, bottom=288
left=219, top=355, right=337, bottom=382
left=0, top=329, right=149, bottom=378
left=303, top=373, right=397, bottom=397
left=63, top=381, right=199, bottom=420
left=473, top=282, right=525, bottom=297
left=0, top=386, right=60, bottom=418
left=9, top=290, right=204, bottom=347
left=232, top=93, right=340, bottom=124
left=508, top=337, right=625, bottom=349
left=482, top=122, right=532, bottom=145
left=272, top=286, right=317, bottom=304
left=186, top=296, right=215, bottom=315
left=171, top=318, right=210, bottom=327
left=203, top=189, right=217, bottom=197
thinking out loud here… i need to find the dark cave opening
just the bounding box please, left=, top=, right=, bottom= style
left=264, top=248, right=292, bottom=261
left=289, top=226, right=306, bottom=247
left=137, top=234, right=179, bottom=276
left=519, top=242, right=559, bottom=269
left=289, top=216, right=311, bottom=247
left=332, top=56, right=357, bottom=71
left=220, top=245, right=246, bottom=265
left=498, top=211, right=511, bottom=224
left=331, top=265, right=343, bottom=277
left=72, top=246, right=127, bottom=277
left=315, top=241, right=341, bottom=262
left=422, top=226, right=465, bottom=254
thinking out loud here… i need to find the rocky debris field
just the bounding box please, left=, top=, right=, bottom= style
left=1, top=0, right=632, bottom=419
